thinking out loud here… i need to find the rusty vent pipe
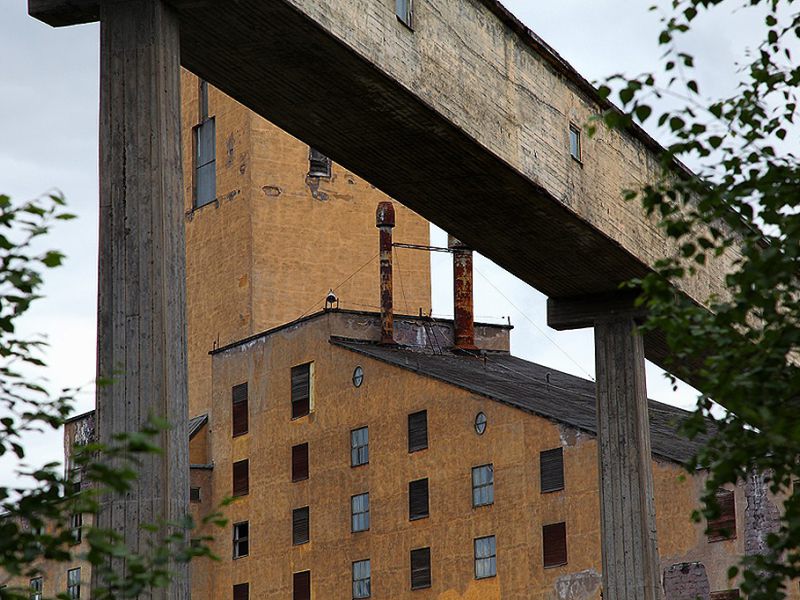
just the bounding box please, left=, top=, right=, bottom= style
left=448, top=235, right=477, bottom=351
left=376, top=202, right=396, bottom=345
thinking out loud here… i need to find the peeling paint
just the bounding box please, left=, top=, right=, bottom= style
left=261, top=185, right=282, bottom=197
left=225, top=132, right=235, bottom=166
left=554, top=569, right=601, bottom=599
left=306, top=176, right=329, bottom=201
left=663, top=562, right=710, bottom=600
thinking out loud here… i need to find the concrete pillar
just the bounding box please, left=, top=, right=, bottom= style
left=94, top=0, right=188, bottom=597
left=594, top=316, right=660, bottom=600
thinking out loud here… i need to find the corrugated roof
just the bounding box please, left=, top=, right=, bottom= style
left=188, top=413, right=208, bottom=439
left=331, top=338, right=711, bottom=465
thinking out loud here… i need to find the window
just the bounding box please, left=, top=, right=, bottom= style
left=472, top=464, right=494, bottom=507
left=233, top=521, right=249, bottom=558
left=352, top=559, right=371, bottom=599
left=67, top=567, right=80, bottom=599
left=474, top=412, right=487, bottom=435
left=351, top=427, right=369, bottom=467
left=352, top=493, right=370, bottom=532
left=30, top=577, right=43, bottom=600
left=233, top=583, right=249, bottom=600
left=291, top=363, right=312, bottom=419
left=292, top=443, right=309, bottom=482
left=190, top=486, right=201, bottom=503
left=293, top=571, right=311, bottom=600
left=474, top=535, right=497, bottom=579
left=232, top=459, right=249, bottom=496
left=293, top=506, right=310, bottom=545
left=396, top=0, right=413, bottom=28
left=409, top=478, right=429, bottom=520
left=542, top=522, right=567, bottom=568
left=710, top=591, right=740, bottom=600
left=708, top=488, right=736, bottom=541
left=408, top=410, right=428, bottom=453
left=194, top=117, right=216, bottom=207
left=70, top=512, right=82, bottom=544
left=232, top=383, right=248, bottom=437
left=569, top=124, right=581, bottom=161
left=410, top=547, right=431, bottom=590
left=540, top=448, right=564, bottom=493
left=308, top=148, right=332, bottom=178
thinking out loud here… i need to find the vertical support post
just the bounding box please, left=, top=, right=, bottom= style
left=447, top=235, right=477, bottom=351
left=94, top=0, right=188, bottom=597
left=376, top=202, right=395, bottom=345
left=594, top=316, right=660, bottom=600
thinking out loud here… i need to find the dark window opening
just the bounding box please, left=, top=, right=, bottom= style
left=540, top=447, right=564, bottom=493
left=293, top=571, right=311, bottom=600
left=291, top=363, right=312, bottom=419
left=233, top=583, right=249, bottom=600
left=232, top=383, right=248, bottom=437
left=708, top=488, right=736, bottom=542
left=293, top=506, right=310, bottom=545
left=308, top=148, right=332, bottom=178
left=232, top=459, right=249, bottom=497
left=543, top=522, right=567, bottom=568
left=409, top=478, right=429, bottom=520
left=408, top=410, right=428, bottom=453
left=190, top=486, right=201, bottom=503
left=233, top=521, right=249, bottom=559
left=410, top=547, right=431, bottom=590
left=569, top=124, right=582, bottom=162
left=193, top=116, right=216, bottom=208
left=70, top=512, right=82, bottom=545
left=292, top=443, right=309, bottom=482
left=30, top=576, right=43, bottom=600
left=710, top=591, right=741, bottom=600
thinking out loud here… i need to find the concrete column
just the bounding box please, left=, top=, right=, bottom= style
left=594, top=316, right=660, bottom=600
left=94, top=1, right=188, bottom=597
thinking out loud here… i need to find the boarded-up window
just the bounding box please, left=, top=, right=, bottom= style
left=291, top=363, right=312, bottom=419
left=308, top=148, right=332, bottom=178
left=409, top=478, right=429, bottom=520
left=293, top=571, right=311, bottom=600
left=190, top=486, right=201, bottom=503
left=232, top=521, right=249, bottom=558
left=472, top=464, right=494, bottom=507
left=232, top=383, right=248, bottom=437
left=540, top=448, right=564, bottom=493
left=396, top=0, right=413, bottom=28
left=352, top=493, right=370, bottom=532
left=193, top=116, right=216, bottom=208
left=543, top=522, right=567, bottom=568
left=708, top=488, right=736, bottom=542
left=474, top=535, right=497, bottom=579
left=351, top=427, right=369, bottom=466
left=292, top=443, right=309, bottom=482
left=293, top=506, right=310, bottom=545
left=710, top=591, right=740, bottom=600
left=232, top=459, right=249, bottom=497
left=408, top=410, right=428, bottom=453
left=410, top=547, right=431, bottom=589
left=233, top=583, right=249, bottom=600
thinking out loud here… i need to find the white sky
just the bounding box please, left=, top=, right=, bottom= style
left=0, top=0, right=773, bottom=484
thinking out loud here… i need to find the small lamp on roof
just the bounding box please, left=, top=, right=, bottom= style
left=325, top=289, right=339, bottom=311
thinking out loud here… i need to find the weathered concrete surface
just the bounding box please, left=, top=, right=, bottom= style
left=663, top=562, right=711, bottom=600
left=30, top=0, right=739, bottom=374
left=94, top=1, right=189, bottom=596
left=744, top=470, right=781, bottom=557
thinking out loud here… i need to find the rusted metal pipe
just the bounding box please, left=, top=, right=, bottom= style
left=376, top=202, right=396, bottom=345
left=448, top=235, right=478, bottom=351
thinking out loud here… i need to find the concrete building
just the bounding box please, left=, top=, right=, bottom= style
left=6, top=78, right=784, bottom=600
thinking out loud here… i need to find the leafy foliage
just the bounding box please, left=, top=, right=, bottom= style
left=595, top=1, right=800, bottom=597
left=0, top=193, right=222, bottom=598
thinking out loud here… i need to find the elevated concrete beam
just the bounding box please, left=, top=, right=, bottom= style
left=29, top=0, right=737, bottom=375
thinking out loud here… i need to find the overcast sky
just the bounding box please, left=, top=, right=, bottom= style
left=0, top=0, right=772, bottom=484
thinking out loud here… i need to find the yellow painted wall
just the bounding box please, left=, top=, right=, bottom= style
left=180, top=70, right=431, bottom=421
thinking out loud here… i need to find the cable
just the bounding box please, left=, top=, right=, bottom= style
left=473, top=264, right=595, bottom=382
left=295, top=251, right=380, bottom=321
